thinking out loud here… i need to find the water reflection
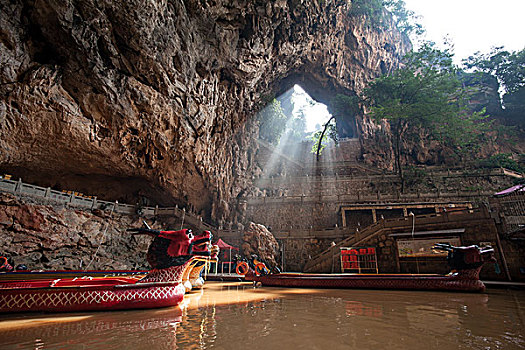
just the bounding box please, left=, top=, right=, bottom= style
left=0, top=283, right=523, bottom=349
left=0, top=308, right=184, bottom=349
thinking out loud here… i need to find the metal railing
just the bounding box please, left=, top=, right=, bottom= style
left=0, top=177, right=214, bottom=231
left=247, top=190, right=494, bottom=205
left=303, top=209, right=490, bottom=272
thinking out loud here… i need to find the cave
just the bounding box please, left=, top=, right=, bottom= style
left=0, top=0, right=410, bottom=224
left=274, top=76, right=360, bottom=141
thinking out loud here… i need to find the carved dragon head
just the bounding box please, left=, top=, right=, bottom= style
left=129, top=228, right=214, bottom=269
left=433, top=243, right=495, bottom=271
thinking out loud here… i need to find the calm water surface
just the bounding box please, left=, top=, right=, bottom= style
left=0, top=282, right=523, bottom=349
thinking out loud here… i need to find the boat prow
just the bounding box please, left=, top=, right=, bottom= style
left=245, top=244, right=495, bottom=292
left=0, top=227, right=218, bottom=313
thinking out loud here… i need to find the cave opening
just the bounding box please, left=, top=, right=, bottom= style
left=256, top=82, right=360, bottom=178
left=257, top=84, right=333, bottom=177
left=258, top=84, right=332, bottom=147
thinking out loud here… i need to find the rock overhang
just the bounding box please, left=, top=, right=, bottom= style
left=0, top=0, right=411, bottom=224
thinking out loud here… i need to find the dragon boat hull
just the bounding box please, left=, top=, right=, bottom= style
left=0, top=280, right=185, bottom=313
left=0, top=265, right=189, bottom=313
left=0, top=227, right=218, bottom=313
left=245, top=269, right=487, bottom=292
left=245, top=244, right=494, bottom=293
left=0, top=270, right=147, bottom=282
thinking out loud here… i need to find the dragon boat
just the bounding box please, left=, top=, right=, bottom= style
left=0, top=268, right=148, bottom=282
left=0, top=228, right=215, bottom=313
left=244, top=244, right=496, bottom=292
left=181, top=244, right=219, bottom=292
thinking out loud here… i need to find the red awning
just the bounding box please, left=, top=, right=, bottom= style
left=216, top=238, right=238, bottom=250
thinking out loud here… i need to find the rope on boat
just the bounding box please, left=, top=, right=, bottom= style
left=84, top=201, right=117, bottom=271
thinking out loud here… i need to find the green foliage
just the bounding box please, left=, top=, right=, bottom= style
left=477, top=153, right=523, bottom=173
left=330, top=94, right=361, bottom=117
left=349, top=0, right=423, bottom=35
left=310, top=130, right=328, bottom=155
left=310, top=116, right=337, bottom=157
left=463, top=47, right=525, bottom=127
left=349, top=0, right=384, bottom=23
left=463, top=47, right=525, bottom=94
left=363, top=43, right=490, bottom=175
left=403, top=166, right=428, bottom=187
left=282, top=112, right=308, bottom=143
left=383, top=0, right=423, bottom=35
left=258, top=99, right=287, bottom=145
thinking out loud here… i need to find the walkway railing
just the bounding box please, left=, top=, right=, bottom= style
left=302, top=209, right=491, bottom=272
left=247, top=190, right=494, bottom=205
left=256, top=167, right=520, bottom=185
left=0, top=177, right=214, bottom=231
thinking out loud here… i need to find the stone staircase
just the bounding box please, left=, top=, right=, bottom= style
left=302, top=209, right=491, bottom=273
left=303, top=219, right=390, bottom=273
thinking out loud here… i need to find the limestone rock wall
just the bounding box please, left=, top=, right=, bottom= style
left=0, top=0, right=409, bottom=225
left=0, top=193, right=151, bottom=270
left=241, top=222, right=280, bottom=270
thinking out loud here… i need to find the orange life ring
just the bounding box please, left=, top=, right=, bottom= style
left=235, top=262, right=249, bottom=275
left=255, top=262, right=268, bottom=275
left=0, top=256, right=12, bottom=271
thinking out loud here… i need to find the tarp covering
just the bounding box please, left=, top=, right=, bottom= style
left=494, top=184, right=525, bottom=196
left=215, top=239, right=238, bottom=268
left=216, top=239, right=238, bottom=250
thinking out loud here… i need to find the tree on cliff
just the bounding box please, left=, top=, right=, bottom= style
left=310, top=116, right=336, bottom=161
left=349, top=0, right=423, bottom=35
left=363, top=44, right=489, bottom=191
left=463, top=47, right=525, bottom=128
left=310, top=94, right=360, bottom=160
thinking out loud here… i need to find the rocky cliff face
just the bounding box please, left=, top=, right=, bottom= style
left=0, top=0, right=409, bottom=225
left=0, top=193, right=151, bottom=270
left=241, top=222, right=280, bottom=271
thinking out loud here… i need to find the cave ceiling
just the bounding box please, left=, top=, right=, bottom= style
left=0, top=0, right=410, bottom=223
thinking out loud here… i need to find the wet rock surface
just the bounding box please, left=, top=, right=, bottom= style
left=241, top=222, right=280, bottom=270
left=0, top=0, right=409, bottom=225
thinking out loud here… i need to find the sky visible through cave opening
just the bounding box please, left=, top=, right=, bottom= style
left=403, top=0, right=525, bottom=61
left=260, top=85, right=334, bottom=179
left=273, top=0, right=525, bottom=138
left=289, top=85, right=331, bottom=133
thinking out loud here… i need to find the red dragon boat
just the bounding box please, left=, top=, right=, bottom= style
left=0, top=228, right=214, bottom=313
left=179, top=231, right=218, bottom=292
left=244, top=244, right=496, bottom=292
left=0, top=269, right=148, bottom=282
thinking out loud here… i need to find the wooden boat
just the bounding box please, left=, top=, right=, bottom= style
left=0, top=269, right=147, bottom=282
left=245, top=244, right=496, bottom=292
left=188, top=244, right=220, bottom=290
left=0, top=228, right=213, bottom=313
left=178, top=231, right=217, bottom=292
